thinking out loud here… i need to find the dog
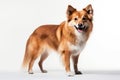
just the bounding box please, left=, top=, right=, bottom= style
left=22, top=4, right=93, bottom=76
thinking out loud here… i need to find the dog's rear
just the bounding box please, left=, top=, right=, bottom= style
left=22, top=25, right=61, bottom=73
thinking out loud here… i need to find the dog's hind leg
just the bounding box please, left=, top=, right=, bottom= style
left=38, top=52, right=48, bottom=73
left=28, top=52, right=38, bottom=74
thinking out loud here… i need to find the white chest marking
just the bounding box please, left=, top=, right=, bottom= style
left=68, top=31, right=86, bottom=56
left=68, top=42, right=85, bottom=56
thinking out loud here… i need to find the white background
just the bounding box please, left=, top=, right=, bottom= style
left=0, top=0, right=120, bottom=72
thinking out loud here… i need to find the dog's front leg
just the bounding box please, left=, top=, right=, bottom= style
left=72, top=54, right=82, bottom=75
left=62, top=50, right=74, bottom=76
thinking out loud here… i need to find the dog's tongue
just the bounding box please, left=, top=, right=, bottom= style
left=78, top=29, right=83, bottom=33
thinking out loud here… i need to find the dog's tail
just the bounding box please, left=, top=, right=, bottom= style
left=22, top=50, right=31, bottom=69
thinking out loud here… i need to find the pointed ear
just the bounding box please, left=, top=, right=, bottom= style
left=66, top=5, right=76, bottom=17
left=84, top=4, right=93, bottom=20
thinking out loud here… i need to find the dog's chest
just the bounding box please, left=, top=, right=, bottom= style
left=68, top=34, right=86, bottom=56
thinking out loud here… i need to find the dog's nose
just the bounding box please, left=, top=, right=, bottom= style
left=78, top=23, right=83, bottom=27
left=78, top=23, right=84, bottom=28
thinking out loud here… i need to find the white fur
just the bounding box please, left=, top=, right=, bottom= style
left=66, top=71, right=74, bottom=76
left=68, top=30, right=86, bottom=56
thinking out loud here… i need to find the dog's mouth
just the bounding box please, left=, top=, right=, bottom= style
left=74, top=24, right=88, bottom=33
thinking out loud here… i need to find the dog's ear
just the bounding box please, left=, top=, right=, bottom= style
left=66, top=5, right=76, bottom=17
left=83, top=4, right=93, bottom=21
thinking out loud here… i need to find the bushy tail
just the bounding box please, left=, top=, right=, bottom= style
left=22, top=51, right=31, bottom=69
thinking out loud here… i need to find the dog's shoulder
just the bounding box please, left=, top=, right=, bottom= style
left=56, top=21, right=66, bottom=41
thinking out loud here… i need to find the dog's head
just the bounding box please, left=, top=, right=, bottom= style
left=66, top=4, right=93, bottom=33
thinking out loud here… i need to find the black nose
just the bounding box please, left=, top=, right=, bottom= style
left=78, top=23, right=84, bottom=29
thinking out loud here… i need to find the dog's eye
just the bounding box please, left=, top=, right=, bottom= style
left=82, top=16, right=88, bottom=21
left=74, top=18, right=78, bottom=21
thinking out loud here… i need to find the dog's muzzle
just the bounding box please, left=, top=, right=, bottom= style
left=74, top=23, right=87, bottom=32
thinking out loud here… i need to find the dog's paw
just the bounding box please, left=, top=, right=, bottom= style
left=75, top=71, right=82, bottom=75
left=28, top=70, right=34, bottom=74
left=67, top=72, right=74, bottom=77
left=42, top=70, right=47, bottom=73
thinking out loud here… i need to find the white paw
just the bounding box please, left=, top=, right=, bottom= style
left=67, top=72, right=74, bottom=77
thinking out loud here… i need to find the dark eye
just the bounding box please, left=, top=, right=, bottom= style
left=82, top=16, right=87, bottom=21
left=74, top=17, right=78, bottom=21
